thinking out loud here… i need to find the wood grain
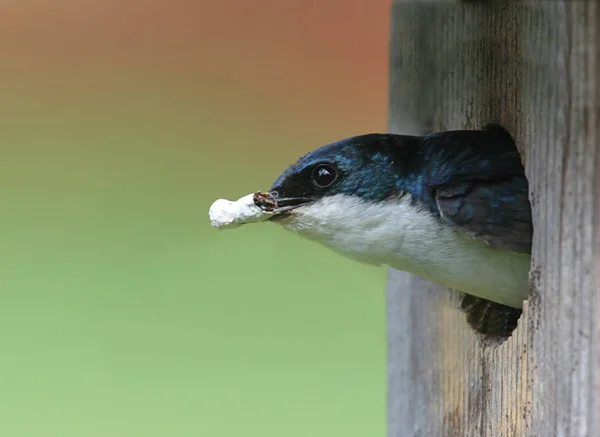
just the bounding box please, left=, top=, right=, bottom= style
left=387, top=2, right=600, bottom=436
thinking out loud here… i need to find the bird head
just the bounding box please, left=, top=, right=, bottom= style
left=269, top=134, right=415, bottom=208
left=265, top=134, right=422, bottom=261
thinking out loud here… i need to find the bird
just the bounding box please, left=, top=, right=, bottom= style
left=264, top=124, right=532, bottom=340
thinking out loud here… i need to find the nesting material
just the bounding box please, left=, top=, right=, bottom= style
left=209, top=192, right=276, bottom=229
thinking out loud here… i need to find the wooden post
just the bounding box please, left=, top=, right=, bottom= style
left=387, top=2, right=600, bottom=436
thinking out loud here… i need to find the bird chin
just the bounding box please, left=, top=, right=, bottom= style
left=268, top=212, right=292, bottom=222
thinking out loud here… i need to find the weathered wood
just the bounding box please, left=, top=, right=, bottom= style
left=387, top=1, right=600, bottom=436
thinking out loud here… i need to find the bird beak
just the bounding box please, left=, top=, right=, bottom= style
left=271, top=196, right=313, bottom=212
left=253, top=191, right=313, bottom=218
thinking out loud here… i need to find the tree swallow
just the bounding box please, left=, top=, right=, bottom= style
left=264, top=125, right=532, bottom=339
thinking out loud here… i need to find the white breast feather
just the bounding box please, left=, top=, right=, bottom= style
left=278, top=194, right=530, bottom=308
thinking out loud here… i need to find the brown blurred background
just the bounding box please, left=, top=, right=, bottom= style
left=0, top=1, right=390, bottom=436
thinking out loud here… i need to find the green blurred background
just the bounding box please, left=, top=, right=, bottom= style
left=1, top=1, right=389, bottom=436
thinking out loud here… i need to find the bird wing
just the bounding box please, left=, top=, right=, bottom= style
left=434, top=177, right=532, bottom=254
left=420, top=126, right=532, bottom=254
left=435, top=176, right=531, bottom=339
left=419, top=127, right=532, bottom=339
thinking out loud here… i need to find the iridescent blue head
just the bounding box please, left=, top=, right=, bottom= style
left=269, top=133, right=421, bottom=212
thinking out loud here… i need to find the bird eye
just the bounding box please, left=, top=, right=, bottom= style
left=311, top=163, right=338, bottom=188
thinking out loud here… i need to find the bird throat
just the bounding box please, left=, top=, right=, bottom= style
left=277, top=193, right=530, bottom=308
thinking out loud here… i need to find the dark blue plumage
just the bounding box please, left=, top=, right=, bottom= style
left=272, top=133, right=415, bottom=203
